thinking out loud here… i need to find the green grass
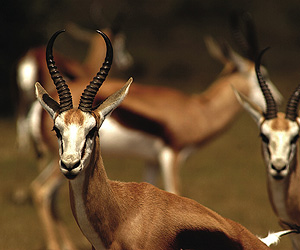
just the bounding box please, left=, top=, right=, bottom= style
left=0, top=115, right=292, bottom=249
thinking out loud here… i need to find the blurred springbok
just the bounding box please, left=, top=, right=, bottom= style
left=35, top=29, right=297, bottom=250
left=92, top=36, right=283, bottom=195
left=234, top=48, right=300, bottom=249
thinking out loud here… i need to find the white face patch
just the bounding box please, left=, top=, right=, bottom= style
left=54, top=110, right=98, bottom=179
left=260, top=118, right=300, bottom=180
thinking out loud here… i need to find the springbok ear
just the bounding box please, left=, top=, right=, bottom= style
left=226, top=48, right=251, bottom=73
left=35, top=82, right=60, bottom=119
left=232, top=86, right=264, bottom=125
left=204, top=36, right=229, bottom=65
left=204, top=36, right=249, bottom=73
left=96, top=77, right=132, bottom=122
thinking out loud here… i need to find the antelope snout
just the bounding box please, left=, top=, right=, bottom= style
left=271, top=164, right=287, bottom=172
left=269, top=158, right=289, bottom=180
left=61, top=160, right=80, bottom=171
left=60, top=156, right=82, bottom=179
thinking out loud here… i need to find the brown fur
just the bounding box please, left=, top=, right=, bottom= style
left=270, top=113, right=290, bottom=131
left=64, top=109, right=85, bottom=126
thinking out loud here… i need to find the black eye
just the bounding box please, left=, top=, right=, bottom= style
left=52, top=126, right=62, bottom=139
left=86, top=127, right=97, bottom=139
left=260, top=133, right=269, bottom=144
left=291, top=134, right=299, bottom=145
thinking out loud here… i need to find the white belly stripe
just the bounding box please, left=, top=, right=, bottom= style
left=100, top=117, right=164, bottom=161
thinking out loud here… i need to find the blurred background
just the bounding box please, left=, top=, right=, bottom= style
left=1, top=0, right=300, bottom=249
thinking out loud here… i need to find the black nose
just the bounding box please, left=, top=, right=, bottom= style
left=61, top=160, right=81, bottom=171
left=271, top=164, right=287, bottom=173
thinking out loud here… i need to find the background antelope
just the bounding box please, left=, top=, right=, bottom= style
left=35, top=28, right=296, bottom=250
left=234, top=48, right=300, bottom=249
left=26, top=33, right=283, bottom=194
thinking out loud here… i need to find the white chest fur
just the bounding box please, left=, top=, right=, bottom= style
left=268, top=176, right=291, bottom=223
left=70, top=175, right=104, bottom=250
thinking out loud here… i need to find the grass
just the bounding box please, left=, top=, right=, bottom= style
left=0, top=114, right=292, bottom=249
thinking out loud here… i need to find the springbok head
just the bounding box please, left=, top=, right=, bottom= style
left=35, top=30, right=132, bottom=180
left=234, top=48, right=300, bottom=180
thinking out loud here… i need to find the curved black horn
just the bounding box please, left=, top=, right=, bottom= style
left=255, top=47, right=278, bottom=120
left=46, top=30, right=73, bottom=112
left=78, top=30, right=113, bottom=112
left=286, top=84, right=300, bottom=121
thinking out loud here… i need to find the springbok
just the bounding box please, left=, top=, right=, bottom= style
left=24, top=28, right=283, bottom=248
left=35, top=29, right=296, bottom=250
left=234, top=48, right=300, bottom=249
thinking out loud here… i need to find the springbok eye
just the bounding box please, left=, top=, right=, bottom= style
left=291, top=134, right=299, bottom=145
left=260, top=133, right=270, bottom=144
left=86, top=126, right=98, bottom=139
left=52, top=126, right=62, bottom=139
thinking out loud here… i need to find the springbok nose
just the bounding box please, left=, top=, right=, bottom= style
left=61, top=160, right=81, bottom=171
left=271, top=164, right=287, bottom=173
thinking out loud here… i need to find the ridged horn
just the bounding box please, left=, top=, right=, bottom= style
left=255, top=47, right=278, bottom=120
left=286, top=84, right=300, bottom=121
left=78, top=30, right=113, bottom=112
left=46, top=30, right=73, bottom=113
